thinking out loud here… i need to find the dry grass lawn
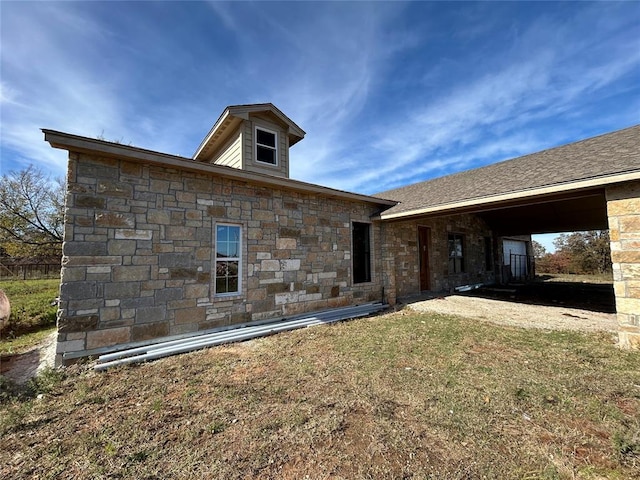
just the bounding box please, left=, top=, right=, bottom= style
left=1, top=309, right=639, bottom=479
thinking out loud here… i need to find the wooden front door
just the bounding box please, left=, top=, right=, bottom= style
left=418, top=227, right=431, bottom=291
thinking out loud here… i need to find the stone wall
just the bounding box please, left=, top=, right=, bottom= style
left=57, top=152, right=384, bottom=363
left=606, top=181, right=640, bottom=348
left=384, top=215, right=495, bottom=298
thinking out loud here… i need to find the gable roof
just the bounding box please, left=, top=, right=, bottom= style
left=193, top=103, right=306, bottom=161
left=377, top=125, right=640, bottom=220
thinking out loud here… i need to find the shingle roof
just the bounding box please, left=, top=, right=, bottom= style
left=377, top=125, right=640, bottom=218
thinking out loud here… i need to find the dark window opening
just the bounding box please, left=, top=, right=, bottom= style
left=256, top=127, right=277, bottom=165
left=448, top=233, right=465, bottom=274
left=485, top=236, right=493, bottom=271
left=353, top=222, right=371, bottom=283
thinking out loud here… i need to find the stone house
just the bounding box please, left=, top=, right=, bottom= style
left=44, top=104, right=640, bottom=364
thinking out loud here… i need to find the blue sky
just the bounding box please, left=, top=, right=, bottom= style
left=1, top=2, right=639, bottom=250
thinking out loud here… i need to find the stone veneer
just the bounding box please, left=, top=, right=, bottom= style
left=61, top=151, right=637, bottom=361
left=384, top=216, right=495, bottom=297
left=607, top=181, right=640, bottom=348
left=57, top=152, right=384, bottom=363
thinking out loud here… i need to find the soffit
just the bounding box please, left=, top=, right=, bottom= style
left=476, top=189, right=609, bottom=235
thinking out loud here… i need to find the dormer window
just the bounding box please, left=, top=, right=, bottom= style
left=194, top=104, right=304, bottom=179
left=255, top=126, right=278, bottom=166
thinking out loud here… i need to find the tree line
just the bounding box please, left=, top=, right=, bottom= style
left=533, top=231, right=612, bottom=276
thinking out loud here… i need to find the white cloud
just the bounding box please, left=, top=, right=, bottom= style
left=206, top=1, right=241, bottom=33
left=1, top=3, right=218, bottom=174
left=0, top=81, right=21, bottom=106
left=1, top=1, right=637, bottom=195
left=0, top=3, right=127, bottom=175
left=254, top=23, right=421, bottom=166
left=324, top=5, right=640, bottom=193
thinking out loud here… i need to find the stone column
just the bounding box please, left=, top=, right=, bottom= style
left=606, top=182, right=640, bottom=349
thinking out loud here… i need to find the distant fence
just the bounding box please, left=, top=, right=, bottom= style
left=0, top=263, right=61, bottom=280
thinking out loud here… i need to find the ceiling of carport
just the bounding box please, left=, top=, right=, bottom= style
left=475, top=188, right=608, bottom=236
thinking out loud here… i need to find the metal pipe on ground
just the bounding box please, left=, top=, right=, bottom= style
left=95, top=302, right=385, bottom=371
left=99, top=303, right=380, bottom=364
left=99, top=303, right=380, bottom=363
left=96, top=317, right=328, bottom=371
left=99, top=315, right=321, bottom=363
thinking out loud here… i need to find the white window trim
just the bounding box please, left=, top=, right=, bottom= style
left=254, top=126, right=278, bottom=167
left=214, top=223, right=242, bottom=297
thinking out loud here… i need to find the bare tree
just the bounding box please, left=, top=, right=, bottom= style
left=0, top=165, right=65, bottom=258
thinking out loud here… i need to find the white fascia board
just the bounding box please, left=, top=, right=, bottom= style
left=228, top=104, right=306, bottom=140
left=380, top=171, right=640, bottom=221
left=192, top=108, right=232, bottom=160
left=194, top=104, right=306, bottom=160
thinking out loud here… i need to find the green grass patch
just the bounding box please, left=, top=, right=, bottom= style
left=0, top=326, right=56, bottom=356
left=0, top=279, right=60, bottom=342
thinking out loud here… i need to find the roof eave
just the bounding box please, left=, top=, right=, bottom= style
left=380, top=170, right=640, bottom=221
left=227, top=103, right=306, bottom=141
left=192, top=108, right=234, bottom=161
left=43, top=129, right=395, bottom=208
left=193, top=103, right=306, bottom=161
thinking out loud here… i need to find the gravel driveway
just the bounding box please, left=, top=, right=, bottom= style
left=406, top=294, right=617, bottom=332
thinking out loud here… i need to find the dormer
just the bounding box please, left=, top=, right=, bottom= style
left=193, top=103, right=305, bottom=179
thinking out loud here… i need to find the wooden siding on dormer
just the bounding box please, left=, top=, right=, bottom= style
left=241, top=115, right=290, bottom=178
left=211, top=130, right=242, bottom=169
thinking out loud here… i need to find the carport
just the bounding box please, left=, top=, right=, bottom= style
left=379, top=125, right=640, bottom=348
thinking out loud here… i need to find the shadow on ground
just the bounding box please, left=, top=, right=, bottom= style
left=461, top=280, right=615, bottom=314
left=0, top=350, right=41, bottom=384
left=0, top=331, right=57, bottom=385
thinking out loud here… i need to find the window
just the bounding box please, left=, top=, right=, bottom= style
left=215, top=224, right=241, bottom=295
left=352, top=222, right=371, bottom=283
left=448, top=233, right=464, bottom=273
left=255, top=127, right=277, bottom=165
